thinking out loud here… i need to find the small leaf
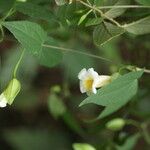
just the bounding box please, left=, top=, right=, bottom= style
left=93, top=22, right=125, bottom=46
left=79, top=71, right=143, bottom=119
left=116, top=134, right=140, bottom=150
left=78, top=10, right=92, bottom=25
left=85, top=18, right=103, bottom=27
left=16, top=2, right=53, bottom=21
left=78, top=14, right=88, bottom=25
left=124, top=16, right=150, bottom=35
left=105, top=0, right=131, bottom=18
left=73, top=143, right=96, bottom=150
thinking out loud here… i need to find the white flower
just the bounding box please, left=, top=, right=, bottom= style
left=0, top=93, right=7, bottom=108
left=78, top=68, right=111, bottom=94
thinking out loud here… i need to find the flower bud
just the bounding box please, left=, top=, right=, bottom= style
left=106, top=118, right=126, bottom=131
left=4, top=78, right=21, bottom=105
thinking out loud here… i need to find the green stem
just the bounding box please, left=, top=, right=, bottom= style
left=78, top=0, right=122, bottom=27
left=13, top=49, right=25, bottom=78
left=42, top=44, right=112, bottom=62
left=0, top=25, right=4, bottom=42
left=98, top=5, right=150, bottom=9
left=42, top=44, right=150, bottom=74
left=0, top=8, right=15, bottom=22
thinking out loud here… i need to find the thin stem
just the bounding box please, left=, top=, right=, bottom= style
left=42, top=44, right=112, bottom=63
left=13, top=49, right=25, bottom=78
left=77, top=0, right=122, bottom=27
left=98, top=5, right=150, bottom=9
left=0, top=25, right=4, bottom=42
left=0, top=8, right=15, bottom=22
left=43, top=44, right=150, bottom=74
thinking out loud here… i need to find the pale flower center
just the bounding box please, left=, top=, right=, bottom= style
left=84, top=77, right=94, bottom=91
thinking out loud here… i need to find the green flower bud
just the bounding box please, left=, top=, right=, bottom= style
left=73, top=143, right=96, bottom=150
left=106, top=118, right=126, bottom=131
left=4, top=78, right=21, bottom=105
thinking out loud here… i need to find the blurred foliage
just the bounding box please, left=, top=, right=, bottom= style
left=0, top=0, right=150, bottom=150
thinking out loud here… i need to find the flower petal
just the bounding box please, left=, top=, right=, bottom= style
left=79, top=81, right=86, bottom=93
left=78, top=68, right=87, bottom=80
left=88, top=68, right=99, bottom=79
left=96, top=75, right=111, bottom=88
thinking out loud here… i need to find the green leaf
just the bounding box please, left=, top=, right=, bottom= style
left=3, top=21, right=47, bottom=54
left=55, top=0, right=67, bottom=6
left=78, top=10, right=92, bottom=25
left=135, top=0, right=150, bottom=5
left=48, top=93, right=66, bottom=119
left=116, top=134, right=140, bottom=150
left=105, top=0, right=130, bottom=18
left=16, top=2, right=53, bottom=21
left=3, top=21, right=62, bottom=68
left=73, top=143, right=96, bottom=150
left=93, top=22, right=125, bottom=46
left=85, top=18, right=103, bottom=27
left=124, top=16, right=150, bottom=35
left=79, top=71, right=143, bottom=119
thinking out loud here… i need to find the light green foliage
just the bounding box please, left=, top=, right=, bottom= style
left=3, top=21, right=62, bottom=68
left=80, top=71, right=143, bottom=119
left=116, top=134, right=140, bottom=150
left=73, top=143, right=96, bottom=150
left=105, top=0, right=131, bottom=18
left=48, top=93, right=66, bottom=119
left=93, top=22, right=125, bottom=46
left=124, top=16, right=150, bottom=35
left=16, top=2, right=53, bottom=21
